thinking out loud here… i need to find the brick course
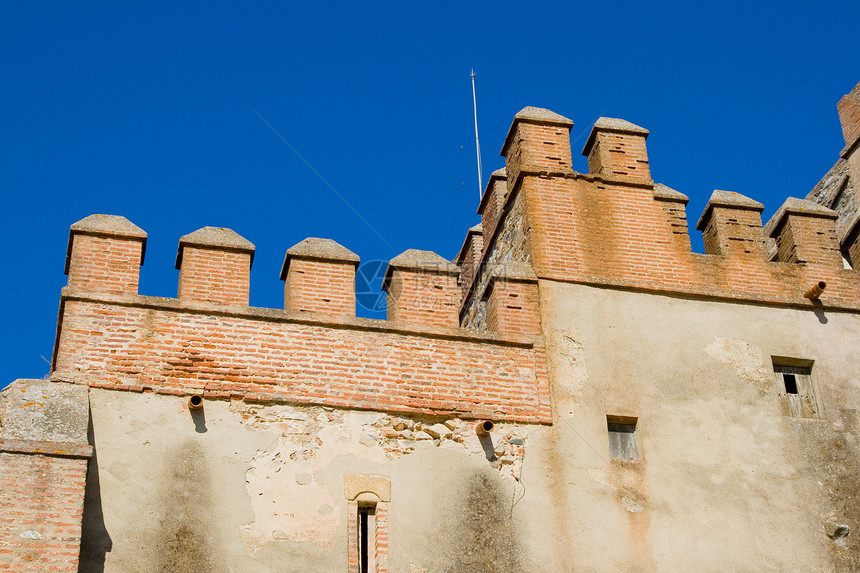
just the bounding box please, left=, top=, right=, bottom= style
left=53, top=293, right=551, bottom=424
left=0, top=453, right=88, bottom=573
left=178, top=247, right=252, bottom=305
left=284, top=258, right=357, bottom=317
left=67, top=234, right=143, bottom=296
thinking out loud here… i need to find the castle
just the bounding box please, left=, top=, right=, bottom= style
left=1, top=82, right=859, bottom=572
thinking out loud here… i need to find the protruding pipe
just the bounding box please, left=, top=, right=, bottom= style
left=804, top=281, right=827, bottom=301
left=475, top=420, right=494, bottom=436
left=188, top=395, right=203, bottom=410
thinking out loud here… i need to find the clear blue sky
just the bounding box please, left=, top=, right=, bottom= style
left=1, top=1, right=858, bottom=386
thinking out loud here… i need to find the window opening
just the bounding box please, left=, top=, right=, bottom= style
left=773, top=360, right=818, bottom=419
left=607, top=417, right=638, bottom=460
left=782, top=373, right=798, bottom=394
left=357, top=504, right=376, bottom=573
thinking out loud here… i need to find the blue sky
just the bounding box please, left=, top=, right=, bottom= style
left=1, top=1, right=858, bottom=385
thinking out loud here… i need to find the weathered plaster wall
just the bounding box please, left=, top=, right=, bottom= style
left=534, top=280, right=859, bottom=571
left=81, top=388, right=545, bottom=572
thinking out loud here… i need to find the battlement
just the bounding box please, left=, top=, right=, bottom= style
left=51, top=95, right=860, bottom=426
left=460, top=104, right=860, bottom=329
left=55, top=215, right=549, bottom=424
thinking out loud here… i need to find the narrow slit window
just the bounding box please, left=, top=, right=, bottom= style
left=357, top=505, right=376, bottom=573
left=782, top=373, right=798, bottom=394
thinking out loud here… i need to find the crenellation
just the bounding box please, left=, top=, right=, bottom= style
left=837, top=81, right=860, bottom=149
left=453, top=223, right=483, bottom=301
left=764, top=198, right=841, bottom=266
left=653, top=183, right=692, bottom=252
left=841, top=212, right=860, bottom=267
left=483, top=262, right=540, bottom=336
left=176, top=226, right=255, bottom=306
left=281, top=237, right=359, bottom=317
left=582, top=117, right=651, bottom=183
left=477, top=168, right=507, bottom=256
left=501, top=107, right=574, bottom=191
left=382, top=249, right=460, bottom=328
left=696, top=190, right=767, bottom=257
left=65, top=214, right=146, bottom=296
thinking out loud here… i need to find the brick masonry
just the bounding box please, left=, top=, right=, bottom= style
left=53, top=293, right=551, bottom=424
left=0, top=453, right=88, bottom=573
left=284, top=258, right=358, bottom=317
left=178, top=247, right=252, bottom=305
left=67, top=234, right=144, bottom=297
left=467, top=109, right=860, bottom=314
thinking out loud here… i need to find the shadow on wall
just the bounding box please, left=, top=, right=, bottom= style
left=78, top=412, right=113, bottom=573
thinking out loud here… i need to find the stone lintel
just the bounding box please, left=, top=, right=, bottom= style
left=343, top=474, right=391, bottom=502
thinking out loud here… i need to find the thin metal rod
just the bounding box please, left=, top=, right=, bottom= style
left=471, top=69, right=483, bottom=200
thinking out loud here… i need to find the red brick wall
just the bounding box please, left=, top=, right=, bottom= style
left=67, top=235, right=142, bottom=296
left=178, top=247, right=251, bottom=305
left=347, top=500, right=359, bottom=573
left=838, top=91, right=860, bottom=146
left=587, top=132, right=651, bottom=183
left=479, top=178, right=507, bottom=256
left=701, top=207, right=767, bottom=257
left=284, top=259, right=356, bottom=317
left=374, top=504, right=388, bottom=573
left=486, top=280, right=541, bottom=336
left=0, top=453, right=88, bottom=573
left=347, top=501, right=389, bottom=573
left=656, top=197, right=693, bottom=252
left=772, top=215, right=842, bottom=266
left=386, top=270, right=460, bottom=328
left=457, top=232, right=483, bottom=301
left=54, top=295, right=551, bottom=424
left=504, top=122, right=573, bottom=188
left=511, top=174, right=860, bottom=310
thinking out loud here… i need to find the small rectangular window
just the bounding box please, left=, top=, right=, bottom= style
left=607, top=416, right=638, bottom=460
left=773, top=359, right=819, bottom=419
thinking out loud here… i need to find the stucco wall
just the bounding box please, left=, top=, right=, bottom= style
left=80, top=388, right=544, bottom=572
left=532, top=280, right=859, bottom=572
